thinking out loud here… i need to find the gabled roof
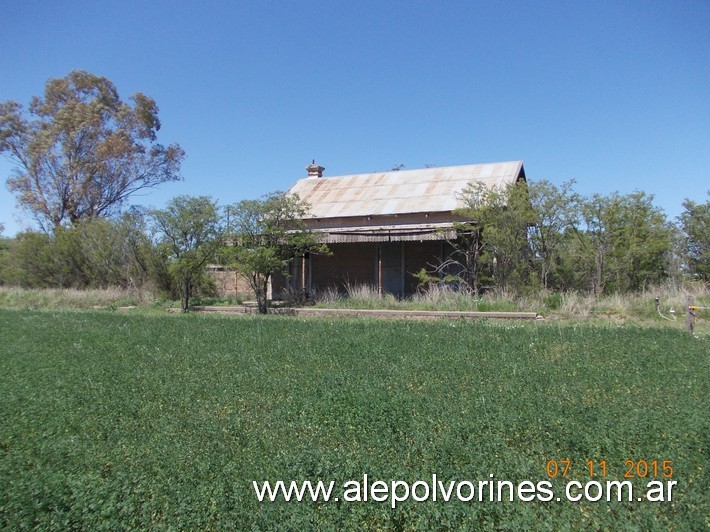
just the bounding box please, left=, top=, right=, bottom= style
left=288, top=161, right=525, bottom=219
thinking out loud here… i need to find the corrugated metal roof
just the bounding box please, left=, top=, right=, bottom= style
left=288, top=161, right=525, bottom=219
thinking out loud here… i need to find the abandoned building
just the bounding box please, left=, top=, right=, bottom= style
left=272, top=160, right=527, bottom=298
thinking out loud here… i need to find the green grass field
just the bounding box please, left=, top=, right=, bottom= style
left=1, top=309, right=707, bottom=529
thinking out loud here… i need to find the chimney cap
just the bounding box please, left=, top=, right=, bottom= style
left=306, top=160, right=325, bottom=178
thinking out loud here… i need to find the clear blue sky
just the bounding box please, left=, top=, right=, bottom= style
left=1, top=0, right=708, bottom=236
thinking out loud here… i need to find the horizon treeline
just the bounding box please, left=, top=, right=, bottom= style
left=0, top=181, right=707, bottom=300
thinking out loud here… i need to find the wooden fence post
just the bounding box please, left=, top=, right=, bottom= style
left=686, top=296, right=695, bottom=333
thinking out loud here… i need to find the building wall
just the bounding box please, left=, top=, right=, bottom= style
left=403, top=241, right=443, bottom=294
left=207, top=266, right=255, bottom=299
left=209, top=239, right=448, bottom=301
left=294, top=241, right=445, bottom=297
left=310, top=243, right=378, bottom=293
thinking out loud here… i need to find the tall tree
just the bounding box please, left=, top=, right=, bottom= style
left=527, top=179, right=580, bottom=290
left=445, top=181, right=534, bottom=294
left=678, top=193, right=709, bottom=281
left=437, top=181, right=491, bottom=295
left=611, top=191, right=671, bottom=291
left=150, top=196, right=221, bottom=312
left=575, top=191, right=670, bottom=294
left=0, top=70, right=184, bottom=231
left=479, top=181, right=536, bottom=292
left=224, top=192, right=328, bottom=314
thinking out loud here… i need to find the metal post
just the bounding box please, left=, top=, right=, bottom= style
left=377, top=244, right=382, bottom=297
left=400, top=241, right=405, bottom=297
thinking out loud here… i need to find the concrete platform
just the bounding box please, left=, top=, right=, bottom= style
left=192, top=305, right=541, bottom=320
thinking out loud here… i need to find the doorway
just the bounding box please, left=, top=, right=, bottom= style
left=379, top=243, right=404, bottom=297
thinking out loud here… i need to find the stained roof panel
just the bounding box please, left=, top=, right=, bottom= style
left=288, top=161, right=525, bottom=219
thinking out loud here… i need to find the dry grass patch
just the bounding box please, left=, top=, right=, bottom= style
left=0, top=286, right=157, bottom=309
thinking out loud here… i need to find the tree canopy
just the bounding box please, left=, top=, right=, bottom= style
left=0, top=70, right=184, bottom=231
left=150, top=196, right=222, bottom=312
left=678, top=193, right=709, bottom=281
left=223, top=192, right=328, bottom=314
left=415, top=181, right=678, bottom=297
left=425, top=181, right=534, bottom=295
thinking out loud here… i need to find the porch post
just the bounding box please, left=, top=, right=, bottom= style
left=377, top=244, right=383, bottom=297
left=400, top=241, right=405, bottom=296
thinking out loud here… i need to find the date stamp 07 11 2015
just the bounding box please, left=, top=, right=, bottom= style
left=546, top=459, right=674, bottom=480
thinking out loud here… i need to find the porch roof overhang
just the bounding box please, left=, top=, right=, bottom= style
left=313, top=222, right=459, bottom=243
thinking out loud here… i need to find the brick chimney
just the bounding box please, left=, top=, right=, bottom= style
left=306, top=160, right=324, bottom=178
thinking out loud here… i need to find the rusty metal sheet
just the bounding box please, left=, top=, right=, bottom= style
left=311, top=222, right=459, bottom=243
left=289, top=161, right=524, bottom=219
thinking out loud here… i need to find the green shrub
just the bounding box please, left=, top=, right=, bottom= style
left=544, top=292, right=562, bottom=310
